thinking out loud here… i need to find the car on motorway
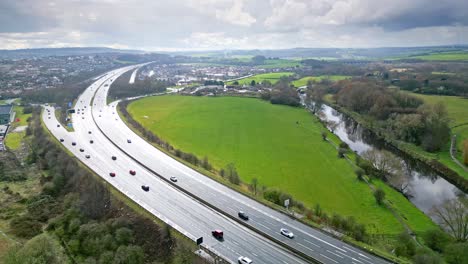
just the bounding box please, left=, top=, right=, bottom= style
left=280, top=228, right=294, bottom=238
left=57, top=124, right=60, bottom=127
left=112, top=156, right=117, bottom=160
left=141, top=185, right=150, bottom=192
left=79, top=148, right=84, bottom=152
left=129, top=170, right=136, bottom=175
left=85, top=155, right=90, bottom=159
left=170, top=176, right=178, bottom=182
left=238, top=256, right=253, bottom=264
left=127, top=139, right=132, bottom=143
left=88, top=131, right=92, bottom=134
left=238, top=211, right=249, bottom=220
left=109, top=172, right=116, bottom=177
left=60, top=138, right=64, bottom=142
left=82, top=117, right=85, bottom=119
left=212, top=230, right=223, bottom=240
left=72, top=142, right=76, bottom=146
left=90, top=140, right=94, bottom=144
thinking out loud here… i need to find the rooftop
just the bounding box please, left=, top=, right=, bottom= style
left=0, top=105, right=13, bottom=115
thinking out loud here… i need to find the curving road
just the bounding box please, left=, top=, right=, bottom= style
left=43, top=66, right=309, bottom=264
left=44, top=64, right=391, bottom=264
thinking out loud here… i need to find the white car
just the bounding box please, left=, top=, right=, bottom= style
left=280, top=228, right=294, bottom=238
left=238, top=256, right=253, bottom=264
left=170, top=176, right=178, bottom=182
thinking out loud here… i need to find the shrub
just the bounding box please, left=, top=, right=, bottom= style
left=395, top=232, right=416, bottom=257
left=373, top=188, right=385, bottom=205
left=9, top=216, right=43, bottom=238
left=355, top=168, right=365, bottom=181
left=423, top=229, right=452, bottom=253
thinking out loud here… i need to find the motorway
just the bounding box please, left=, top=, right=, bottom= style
left=43, top=66, right=308, bottom=264
left=44, top=65, right=391, bottom=264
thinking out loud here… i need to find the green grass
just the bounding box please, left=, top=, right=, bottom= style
left=409, top=93, right=468, bottom=178
left=227, top=72, right=294, bottom=85
left=128, top=95, right=435, bottom=235
left=292, top=75, right=352, bottom=87
left=256, top=59, right=301, bottom=69
left=4, top=131, right=25, bottom=150
left=411, top=52, right=468, bottom=61
left=12, top=106, right=31, bottom=127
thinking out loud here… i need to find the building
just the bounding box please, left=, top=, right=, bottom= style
left=0, top=105, right=14, bottom=125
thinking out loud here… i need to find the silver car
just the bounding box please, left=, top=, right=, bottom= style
left=280, top=228, right=294, bottom=238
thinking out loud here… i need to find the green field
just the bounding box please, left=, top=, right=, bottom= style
left=292, top=75, right=352, bottom=87
left=256, top=59, right=301, bottom=69
left=12, top=105, right=31, bottom=127
left=411, top=52, right=468, bottom=61
left=128, top=95, right=435, bottom=235
left=410, top=93, right=468, bottom=177
left=5, top=131, right=25, bottom=150
left=228, top=72, right=294, bottom=85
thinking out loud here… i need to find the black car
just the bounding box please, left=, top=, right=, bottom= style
left=57, top=124, right=60, bottom=127
left=111, top=156, right=117, bottom=160
left=59, top=138, right=64, bottom=142
left=238, top=211, right=249, bottom=220
left=72, top=142, right=76, bottom=146
left=79, top=148, right=84, bottom=152
left=88, top=131, right=92, bottom=134
left=141, top=185, right=150, bottom=192
left=85, top=155, right=90, bottom=159
left=90, top=140, right=94, bottom=144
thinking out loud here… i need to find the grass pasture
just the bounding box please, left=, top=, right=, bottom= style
left=411, top=52, right=468, bottom=61
left=292, top=75, right=352, bottom=87
left=410, top=93, right=468, bottom=178
left=228, top=72, right=294, bottom=85
left=128, top=95, right=435, bottom=235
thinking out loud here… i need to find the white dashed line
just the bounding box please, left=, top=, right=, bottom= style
left=320, top=254, right=338, bottom=263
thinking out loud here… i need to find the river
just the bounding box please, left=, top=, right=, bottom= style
left=318, top=104, right=463, bottom=215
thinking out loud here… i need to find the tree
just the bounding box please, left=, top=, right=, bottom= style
left=395, top=232, right=416, bottom=257
left=373, top=188, right=385, bottom=205
left=463, top=140, right=468, bottom=165
left=422, top=228, right=452, bottom=252
left=444, top=242, right=468, bottom=264
left=250, top=80, right=256, bottom=86
left=225, top=163, right=240, bottom=185
left=419, top=102, right=451, bottom=152
left=362, top=149, right=400, bottom=179
left=355, top=168, right=365, bottom=181
left=430, top=197, right=468, bottom=242
left=251, top=55, right=266, bottom=65
left=250, top=178, right=258, bottom=195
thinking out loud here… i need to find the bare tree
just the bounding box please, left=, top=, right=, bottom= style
left=430, top=197, right=468, bottom=242
left=362, top=149, right=400, bottom=179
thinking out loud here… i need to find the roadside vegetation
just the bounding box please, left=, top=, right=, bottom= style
left=108, top=69, right=170, bottom=101
left=0, top=108, right=196, bottom=263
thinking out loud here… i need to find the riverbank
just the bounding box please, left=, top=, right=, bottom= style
left=323, top=99, right=468, bottom=194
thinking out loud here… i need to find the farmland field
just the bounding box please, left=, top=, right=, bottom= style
left=410, top=52, right=468, bottom=61
left=128, top=95, right=435, bottom=235
left=292, top=75, right=352, bottom=87
left=227, top=72, right=294, bottom=85
left=411, top=93, right=468, bottom=178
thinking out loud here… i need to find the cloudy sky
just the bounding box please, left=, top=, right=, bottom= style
left=1, top=0, right=467, bottom=51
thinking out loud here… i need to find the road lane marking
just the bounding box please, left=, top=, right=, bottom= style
left=304, top=239, right=320, bottom=248
left=297, top=242, right=314, bottom=251
left=320, top=254, right=338, bottom=263
left=257, top=222, right=272, bottom=231
left=358, top=257, right=374, bottom=264
left=327, top=250, right=344, bottom=258
left=351, top=257, right=363, bottom=263
left=359, top=253, right=371, bottom=259
left=342, top=246, right=358, bottom=254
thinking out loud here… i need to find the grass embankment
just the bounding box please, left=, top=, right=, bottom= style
left=410, top=93, right=468, bottom=179
left=228, top=72, right=294, bottom=85
left=128, top=95, right=435, bottom=237
left=292, top=75, right=352, bottom=87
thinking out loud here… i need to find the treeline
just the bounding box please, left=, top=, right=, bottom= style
left=260, top=77, right=301, bottom=107
left=331, top=80, right=450, bottom=152
left=108, top=71, right=171, bottom=100
left=4, top=108, right=194, bottom=263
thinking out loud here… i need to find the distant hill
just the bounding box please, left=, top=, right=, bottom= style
left=0, top=47, right=145, bottom=59
left=172, top=45, right=468, bottom=60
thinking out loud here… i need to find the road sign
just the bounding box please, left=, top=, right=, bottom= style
left=196, top=237, right=203, bottom=245
left=284, top=199, right=290, bottom=207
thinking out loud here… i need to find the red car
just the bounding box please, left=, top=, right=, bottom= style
left=109, top=172, right=116, bottom=177
left=129, top=170, right=136, bottom=175
left=212, top=230, right=224, bottom=240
